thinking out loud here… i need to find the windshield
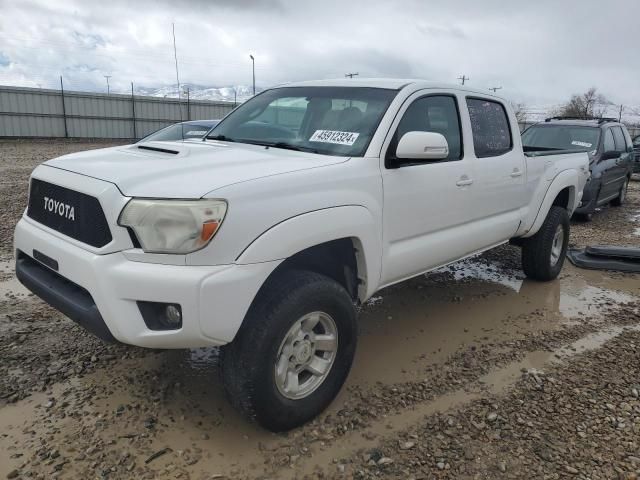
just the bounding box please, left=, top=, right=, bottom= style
left=206, top=86, right=398, bottom=156
left=140, top=122, right=217, bottom=142
left=522, top=125, right=601, bottom=152
left=634, top=136, right=640, bottom=146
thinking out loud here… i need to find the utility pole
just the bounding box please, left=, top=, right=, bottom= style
left=457, top=75, right=469, bottom=85
left=249, top=54, right=255, bottom=96
left=345, top=72, right=359, bottom=78
left=172, top=23, right=182, bottom=121
left=185, top=86, right=190, bottom=120
left=60, top=76, right=68, bottom=138
left=489, top=86, right=502, bottom=93
left=131, top=82, right=137, bottom=140
left=104, top=75, right=111, bottom=95
left=618, top=104, right=624, bottom=122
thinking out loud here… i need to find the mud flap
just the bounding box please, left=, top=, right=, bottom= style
left=567, top=245, right=640, bottom=273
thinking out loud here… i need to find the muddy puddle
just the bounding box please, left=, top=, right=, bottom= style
left=1, top=255, right=639, bottom=478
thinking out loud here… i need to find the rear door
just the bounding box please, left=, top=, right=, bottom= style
left=463, top=97, right=526, bottom=244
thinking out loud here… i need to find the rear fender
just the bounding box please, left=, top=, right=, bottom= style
left=521, top=170, right=578, bottom=238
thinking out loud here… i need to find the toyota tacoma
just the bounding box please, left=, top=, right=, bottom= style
left=14, top=79, right=589, bottom=431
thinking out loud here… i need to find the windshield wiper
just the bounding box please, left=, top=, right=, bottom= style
left=206, top=134, right=235, bottom=142
left=244, top=141, right=319, bottom=154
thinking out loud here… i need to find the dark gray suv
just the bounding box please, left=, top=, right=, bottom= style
left=522, top=117, right=634, bottom=221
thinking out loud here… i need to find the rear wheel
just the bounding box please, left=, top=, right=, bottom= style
left=221, top=270, right=357, bottom=432
left=611, top=177, right=629, bottom=206
left=521, top=206, right=570, bottom=281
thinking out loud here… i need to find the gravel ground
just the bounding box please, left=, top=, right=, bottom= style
left=0, top=140, right=639, bottom=479
left=336, top=323, right=640, bottom=480
left=570, top=177, right=640, bottom=247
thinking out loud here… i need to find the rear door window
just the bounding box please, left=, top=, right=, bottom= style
left=466, top=98, right=512, bottom=158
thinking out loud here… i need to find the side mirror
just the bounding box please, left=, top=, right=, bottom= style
left=396, top=131, right=449, bottom=161
left=601, top=151, right=620, bottom=160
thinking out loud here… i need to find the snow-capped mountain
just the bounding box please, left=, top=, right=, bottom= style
left=135, top=84, right=261, bottom=102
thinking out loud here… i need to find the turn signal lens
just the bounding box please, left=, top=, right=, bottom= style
left=200, top=220, right=220, bottom=243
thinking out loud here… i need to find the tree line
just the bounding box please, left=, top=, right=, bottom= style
left=515, top=88, right=639, bottom=127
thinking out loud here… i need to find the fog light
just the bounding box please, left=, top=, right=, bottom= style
left=137, top=301, right=183, bottom=331
left=165, top=305, right=182, bottom=326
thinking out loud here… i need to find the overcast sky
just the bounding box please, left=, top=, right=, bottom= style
left=1, top=0, right=639, bottom=115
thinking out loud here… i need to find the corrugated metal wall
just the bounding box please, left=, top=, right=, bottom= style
left=0, top=86, right=235, bottom=139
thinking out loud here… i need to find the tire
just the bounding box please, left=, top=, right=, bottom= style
left=521, top=206, right=570, bottom=281
left=573, top=211, right=593, bottom=222
left=221, top=270, right=357, bottom=432
left=611, top=177, right=629, bottom=206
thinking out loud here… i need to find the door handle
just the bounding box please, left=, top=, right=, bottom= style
left=456, top=175, right=473, bottom=187
left=510, top=168, right=523, bottom=178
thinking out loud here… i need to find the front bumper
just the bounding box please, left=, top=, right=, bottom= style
left=14, top=217, right=280, bottom=348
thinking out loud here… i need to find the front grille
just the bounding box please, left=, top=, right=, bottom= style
left=27, top=179, right=112, bottom=248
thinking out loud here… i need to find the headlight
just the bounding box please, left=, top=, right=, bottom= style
left=118, top=199, right=227, bottom=254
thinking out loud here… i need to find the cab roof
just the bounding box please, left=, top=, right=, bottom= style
left=276, top=78, right=504, bottom=99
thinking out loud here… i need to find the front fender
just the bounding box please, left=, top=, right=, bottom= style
left=236, top=205, right=381, bottom=299
left=521, top=170, right=579, bottom=238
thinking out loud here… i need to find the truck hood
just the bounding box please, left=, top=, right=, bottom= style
left=44, top=141, right=348, bottom=198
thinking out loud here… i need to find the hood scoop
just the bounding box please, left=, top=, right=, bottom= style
left=137, top=145, right=180, bottom=155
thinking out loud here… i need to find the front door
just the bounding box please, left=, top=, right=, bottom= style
left=380, top=92, right=476, bottom=286
left=598, top=127, right=627, bottom=202
left=610, top=126, right=632, bottom=192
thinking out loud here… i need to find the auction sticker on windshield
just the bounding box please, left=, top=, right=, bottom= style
left=310, top=130, right=359, bottom=146
left=571, top=140, right=592, bottom=148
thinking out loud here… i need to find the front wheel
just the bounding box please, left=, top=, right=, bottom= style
left=221, top=270, right=357, bottom=432
left=521, top=206, right=570, bottom=281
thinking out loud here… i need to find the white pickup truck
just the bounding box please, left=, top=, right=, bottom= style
left=14, top=79, right=589, bottom=431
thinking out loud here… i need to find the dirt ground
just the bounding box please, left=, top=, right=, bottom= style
left=0, top=139, right=639, bottom=480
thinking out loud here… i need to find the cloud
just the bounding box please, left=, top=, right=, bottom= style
left=416, top=22, right=467, bottom=39
left=0, top=0, right=639, bottom=113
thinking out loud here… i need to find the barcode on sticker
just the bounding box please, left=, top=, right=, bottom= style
left=309, top=130, right=359, bottom=146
